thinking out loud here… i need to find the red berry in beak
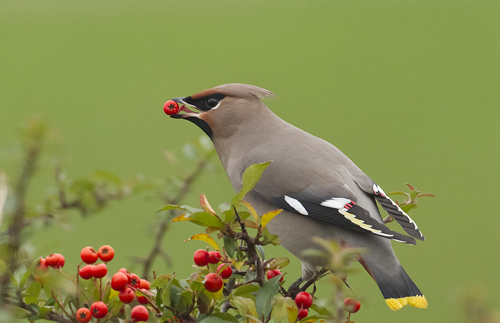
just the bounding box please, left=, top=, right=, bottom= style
left=164, top=100, right=180, bottom=115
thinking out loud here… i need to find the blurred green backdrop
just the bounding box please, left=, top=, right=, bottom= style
left=1, top=0, right=499, bottom=322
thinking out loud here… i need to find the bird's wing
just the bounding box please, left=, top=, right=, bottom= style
left=343, top=166, right=425, bottom=241
left=261, top=183, right=416, bottom=245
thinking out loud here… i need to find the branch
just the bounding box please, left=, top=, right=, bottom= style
left=141, top=157, right=210, bottom=279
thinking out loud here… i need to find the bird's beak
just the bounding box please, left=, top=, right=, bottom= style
left=170, top=97, right=201, bottom=119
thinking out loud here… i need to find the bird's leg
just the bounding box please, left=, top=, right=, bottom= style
left=287, top=277, right=304, bottom=298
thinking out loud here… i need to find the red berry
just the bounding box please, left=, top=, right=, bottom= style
left=267, top=269, right=283, bottom=282
left=111, top=272, right=128, bottom=291
left=137, top=288, right=149, bottom=304
left=36, top=258, right=49, bottom=273
left=79, top=265, right=93, bottom=280
left=295, top=292, right=313, bottom=309
left=130, top=273, right=140, bottom=288
left=193, top=249, right=210, bottom=266
left=217, top=264, right=233, bottom=279
left=139, top=279, right=150, bottom=289
left=118, top=268, right=132, bottom=283
left=91, top=263, right=107, bottom=279
left=131, top=305, right=149, bottom=322
left=204, top=273, right=223, bottom=292
left=46, top=253, right=65, bottom=269
left=343, top=297, right=361, bottom=313
left=90, top=301, right=108, bottom=318
left=98, top=245, right=114, bottom=262
left=119, top=287, right=135, bottom=303
left=207, top=251, right=221, bottom=264
left=297, top=308, right=308, bottom=320
left=163, top=100, right=180, bottom=115
left=76, top=307, right=92, bottom=323
left=80, top=246, right=99, bottom=264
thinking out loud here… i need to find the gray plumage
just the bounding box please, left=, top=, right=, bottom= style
left=169, top=83, right=428, bottom=310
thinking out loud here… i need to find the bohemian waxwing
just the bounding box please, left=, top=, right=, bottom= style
left=168, top=83, right=427, bottom=311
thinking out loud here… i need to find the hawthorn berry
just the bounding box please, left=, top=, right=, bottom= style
left=193, top=249, right=210, bottom=266
left=163, top=100, right=180, bottom=115
left=131, top=305, right=149, bottom=322
left=204, top=273, right=223, bottom=293
left=111, top=272, right=129, bottom=291
left=266, top=269, right=283, bottom=282
left=36, top=258, right=49, bottom=273
left=139, top=279, right=151, bottom=289
left=119, top=287, right=135, bottom=304
left=130, top=273, right=140, bottom=288
left=217, top=264, right=233, bottom=279
left=80, top=246, right=98, bottom=264
left=90, top=301, right=108, bottom=318
left=79, top=265, right=93, bottom=280
left=295, top=292, right=313, bottom=309
left=118, top=268, right=132, bottom=283
left=76, top=307, right=92, bottom=323
left=91, top=263, right=107, bottom=279
left=207, top=251, right=221, bottom=264
left=343, top=297, right=361, bottom=313
left=98, top=245, right=114, bottom=262
left=46, top=253, right=65, bottom=269
left=297, top=309, right=308, bottom=320
left=137, top=288, right=149, bottom=305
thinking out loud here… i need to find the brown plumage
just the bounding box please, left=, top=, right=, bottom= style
left=168, top=83, right=427, bottom=310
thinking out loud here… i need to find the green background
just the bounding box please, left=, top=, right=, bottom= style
left=1, top=0, right=499, bottom=322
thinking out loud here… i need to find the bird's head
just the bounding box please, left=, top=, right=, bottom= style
left=168, top=83, right=275, bottom=139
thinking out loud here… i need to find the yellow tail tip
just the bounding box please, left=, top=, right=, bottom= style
left=385, top=295, right=428, bottom=310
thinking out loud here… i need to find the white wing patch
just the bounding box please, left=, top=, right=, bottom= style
left=321, top=197, right=394, bottom=238
left=320, top=197, right=351, bottom=210
left=284, top=195, right=308, bottom=215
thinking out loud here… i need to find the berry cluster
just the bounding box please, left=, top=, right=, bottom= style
left=294, top=292, right=313, bottom=320
left=193, top=249, right=233, bottom=293
left=72, top=245, right=150, bottom=322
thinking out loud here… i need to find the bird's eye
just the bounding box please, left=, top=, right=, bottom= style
left=206, top=98, right=219, bottom=109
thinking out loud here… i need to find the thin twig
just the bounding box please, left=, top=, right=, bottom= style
left=141, top=157, right=210, bottom=279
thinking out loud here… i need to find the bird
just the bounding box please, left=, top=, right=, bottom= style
left=167, top=83, right=428, bottom=311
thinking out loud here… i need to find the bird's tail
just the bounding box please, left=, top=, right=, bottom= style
left=369, top=263, right=428, bottom=311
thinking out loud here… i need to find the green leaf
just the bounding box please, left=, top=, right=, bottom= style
left=223, top=235, right=236, bottom=259
left=401, top=203, right=417, bottom=213
left=417, top=193, right=436, bottom=198
left=233, top=284, right=260, bottom=296
left=20, top=258, right=41, bottom=290
left=187, top=211, right=225, bottom=228
left=200, top=313, right=239, bottom=323
left=197, top=293, right=210, bottom=314
left=255, top=276, right=281, bottom=318
left=256, top=245, right=265, bottom=260
left=24, top=280, right=42, bottom=304
left=270, top=297, right=295, bottom=322
left=156, top=204, right=186, bottom=214
left=310, top=303, right=331, bottom=316
left=150, top=274, right=172, bottom=288
left=92, top=170, right=122, bottom=185
left=124, top=304, right=132, bottom=321
left=232, top=296, right=258, bottom=318
left=191, top=280, right=205, bottom=293
left=0, top=259, right=18, bottom=288
left=232, top=161, right=272, bottom=205
left=410, top=189, right=419, bottom=200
